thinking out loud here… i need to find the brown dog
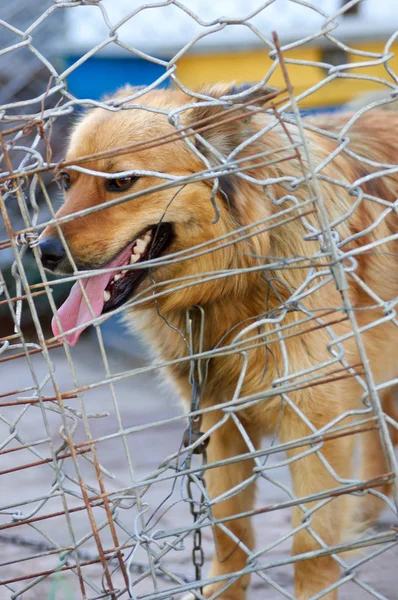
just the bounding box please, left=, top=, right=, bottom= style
left=39, top=84, right=398, bottom=599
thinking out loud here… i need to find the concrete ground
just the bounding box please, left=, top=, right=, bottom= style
left=0, top=320, right=397, bottom=600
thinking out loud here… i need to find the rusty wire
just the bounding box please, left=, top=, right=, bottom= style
left=0, top=1, right=398, bottom=599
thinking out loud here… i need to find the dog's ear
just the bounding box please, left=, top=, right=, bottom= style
left=184, top=83, right=278, bottom=208
left=185, top=83, right=278, bottom=157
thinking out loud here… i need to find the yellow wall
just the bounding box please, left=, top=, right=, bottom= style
left=176, top=41, right=398, bottom=107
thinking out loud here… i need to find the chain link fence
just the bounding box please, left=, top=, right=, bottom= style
left=1, top=1, right=398, bottom=599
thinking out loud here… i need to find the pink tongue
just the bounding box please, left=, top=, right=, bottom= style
left=52, top=247, right=132, bottom=346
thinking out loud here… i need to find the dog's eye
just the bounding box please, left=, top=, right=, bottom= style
left=59, top=172, right=71, bottom=190
left=105, top=176, right=138, bottom=192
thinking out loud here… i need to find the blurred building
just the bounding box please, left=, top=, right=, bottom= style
left=63, top=0, right=398, bottom=108
left=0, top=1, right=62, bottom=104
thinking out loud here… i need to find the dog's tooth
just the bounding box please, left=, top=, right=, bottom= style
left=130, top=253, right=140, bottom=263
left=104, top=290, right=111, bottom=302
left=113, top=274, right=121, bottom=281
left=121, top=270, right=128, bottom=275
left=135, top=238, right=147, bottom=253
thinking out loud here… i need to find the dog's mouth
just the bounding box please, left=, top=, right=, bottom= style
left=51, top=223, right=173, bottom=346
left=103, top=222, right=173, bottom=313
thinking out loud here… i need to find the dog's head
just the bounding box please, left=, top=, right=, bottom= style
left=40, top=84, right=279, bottom=344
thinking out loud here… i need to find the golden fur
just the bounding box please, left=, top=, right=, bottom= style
left=42, top=85, right=398, bottom=599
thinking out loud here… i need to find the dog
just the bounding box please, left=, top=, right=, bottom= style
left=38, top=84, right=398, bottom=599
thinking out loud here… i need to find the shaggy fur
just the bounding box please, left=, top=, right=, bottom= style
left=41, top=85, right=398, bottom=599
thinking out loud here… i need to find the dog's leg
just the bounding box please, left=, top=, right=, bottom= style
left=355, top=387, right=397, bottom=524
left=187, top=412, right=259, bottom=600
left=280, top=411, right=355, bottom=600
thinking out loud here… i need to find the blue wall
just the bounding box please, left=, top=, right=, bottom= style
left=65, top=56, right=169, bottom=100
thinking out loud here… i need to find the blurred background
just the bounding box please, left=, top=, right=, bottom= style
left=3, top=0, right=396, bottom=105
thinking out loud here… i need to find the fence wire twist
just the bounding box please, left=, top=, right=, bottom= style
left=0, top=1, right=398, bottom=600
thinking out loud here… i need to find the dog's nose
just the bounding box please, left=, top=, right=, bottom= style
left=38, top=236, right=66, bottom=270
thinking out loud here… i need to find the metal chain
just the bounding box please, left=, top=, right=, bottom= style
left=185, top=383, right=208, bottom=585
left=183, top=307, right=210, bottom=594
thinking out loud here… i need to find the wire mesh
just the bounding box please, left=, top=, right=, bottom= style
left=0, top=1, right=397, bottom=599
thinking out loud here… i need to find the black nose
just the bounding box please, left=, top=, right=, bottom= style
left=38, top=236, right=66, bottom=271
